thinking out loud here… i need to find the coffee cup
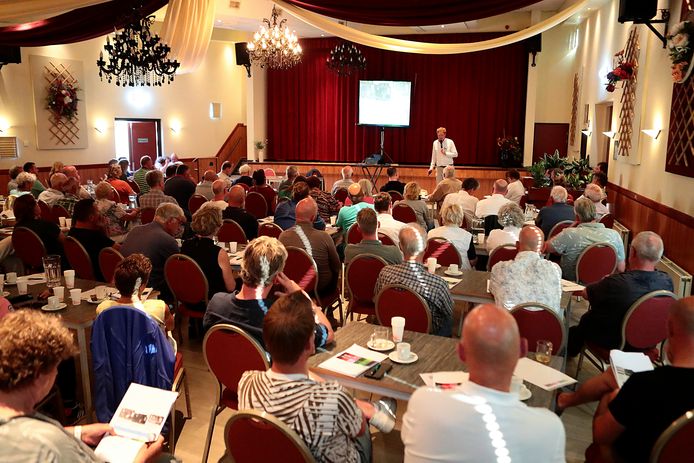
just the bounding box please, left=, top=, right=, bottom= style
left=47, top=295, right=60, bottom=308
left=64, top=270, right=75, bottom=288
left=229, top=241, right=238, bottom=253
left=53, top=286, right=65, bottom=302
left=510, top=375, right=523, bottom=396
left=95, top=285, right=107, bottom=300
left=6, top=272, right=17, bottom=284
left=426, top=257, right=437, bottom=273
left=477, top=233, right=485, bottom=244
left=59, top=216, right=67, bottom=227
left=65, top=218, right=72, bottom=228
left=69, top=288, right=82, bottom=306
left=448, top=263, right=459, bottom=274
left=391, top=316, right=405, bottom=343
left=330, top=215, right=337, bottom=226
left=397, top=342, right=411, bottom=361
left=16, top=278, right=27, bottom=295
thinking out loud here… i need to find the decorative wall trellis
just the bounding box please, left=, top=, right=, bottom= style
left=44, top=62, right=81, bottom=146
left=616, top=27, right=640, bottom=158
left=569, top=72, right=579, bottom=148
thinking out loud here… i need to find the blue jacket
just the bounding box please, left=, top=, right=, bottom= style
left=274, top=199, right=326, bottom=231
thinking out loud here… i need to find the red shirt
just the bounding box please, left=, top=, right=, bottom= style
left=107, top=178, right=135, bottom=204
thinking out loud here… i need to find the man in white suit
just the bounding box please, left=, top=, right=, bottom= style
left=428, top=127, right=458, bottom=183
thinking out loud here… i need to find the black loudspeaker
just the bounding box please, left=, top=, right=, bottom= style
left=526, top=35, right=542, bottom=54
left=0, top=46, right=21, bottom=64
left=618, top=0, right=657, bottom=23
left=234, top=42, right=251, bottom=78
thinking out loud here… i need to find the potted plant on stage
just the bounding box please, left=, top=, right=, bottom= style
left=605, top=50, right=635, bottom=92
left=497, top=134, right=522, bottom=167
left=254, top=140, right=267, bottom=162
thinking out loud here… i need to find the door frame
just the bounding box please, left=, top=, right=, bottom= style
left=115, top=117, right=163, bottom=167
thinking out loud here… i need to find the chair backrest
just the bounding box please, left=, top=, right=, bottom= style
left=258, top=222, right=283, bottom=238
left=52, top=205, right=70, bottom=220
left=64, top=236, right=96, bottom=280
left=225, top=410, right=316, bottom=463
left=38, top=200, right=53, bottom=222
left=126, top=179, right=141, bottom=195
left=164, top=254, right=209, bottom=307
left=650, top=409, right=694, bottom=463
left=375, top=284, right=431, bottom=334
left=12, top=226, right=47, bottom=268
left=263, top=168, right=276, bottom=177
left=188, top=194, right=208, bottom=214
left=548, top=220, right=574, bottom=239
left=621, top=290, right=678, bottom=351
left=575, top=243, right=618, bottom=285
left=423, top=237, right=461, bottom=267
left=237, top=182, right=250, bottom=192
left=218, top=219, right=248, bottom=244
left=0, top=297, right=12, bottom=319
left=140, top=207, right=156, bottom=224
left=283, top=247, right=319, bottom=294
left=377, top=232, right=394, bottom=246
left=487, top=244, right=519, bottom=271
left=203, top=324, right=269, bottom=408
left=387, top=190, right=404, bottom=202
left=510, top=303, right=566, bottom=353
left=245, top=191, right=269, bottom=219
left=346, top=254, right=388, bottom=308
left=347, top=223, right=363, bottom=244
left=599, top=213, right=614, bottom=229
left=98, top=247, right=124, bottom=284
left=483, top=215, right=502, bottom=235
left=392, top=203, right=417, bottom=223
left=333, top=188, right=349, bottom=204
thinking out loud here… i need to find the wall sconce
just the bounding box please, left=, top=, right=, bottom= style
left=0, top=118, right=10, bottom=133
left=94, top=119, right=108, bottom=133
left=602, top=131, right=616, bottom=138
left=641, top=128, right=661, bottom=139
left=581, top=129, right=592, bottom=136
left=170, top=120, right=182, bottom=133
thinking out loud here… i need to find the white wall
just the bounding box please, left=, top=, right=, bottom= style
left=535, top=25, right=577, bottom=124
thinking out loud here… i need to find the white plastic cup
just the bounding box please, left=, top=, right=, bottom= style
left=397, top=342, right=411, bottom=361
left=426, top=257, right=437, bottom=273
left=69, top=288, right=82, bottom=306
left=477, top=233, right=485, bottom=244
left=16, top=278, right=27, bottom=295
left=330, top=215, right=337, bottom=226
left=58, top=216, right=67, bottom=227
left=64, top=270, right=75, bottom=289
left=229, top=241, right=238, bottom=253
left=175, top=238, right=182, bottom=247
left=448, top=263, right=459, bottom=273
left=65, top=218, right=72, bottom=228
left=510, top=375, right=523, bottom=397
left=6, top=272, right=17, bottom=284
left=95, top=285, right=107, bottom=300
left=391, top=316, right=405, bottom=343
left=47, top=295, right=59, bottom=308
left=53, top=286, right=65, bottom=302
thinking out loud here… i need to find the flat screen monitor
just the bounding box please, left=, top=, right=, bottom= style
left=358, top=80, right=412, bottom=127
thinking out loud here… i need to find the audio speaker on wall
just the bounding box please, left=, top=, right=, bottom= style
left=0, top=46, right=21, bottom=64
left=618, top=0, right=657, bottom=23
left=526, top=35, right=542, bottom=54
left=235, top=42, right=251, bottom=66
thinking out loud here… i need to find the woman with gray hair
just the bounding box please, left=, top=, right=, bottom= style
left=427, top=203, right=476, bottom=270
left=94, top=181, right=139, bottom=239
left=486, top=202, right=525, bottom=252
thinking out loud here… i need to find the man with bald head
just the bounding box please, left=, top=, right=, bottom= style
left=195, top=170, right=218, bottom=200
left=335, top=182, right=374, bottom=237
left=38, top=173, right=67, bottom=207
left=428, top=165, right=462, bottom=205
left=205, top=179, right=228, bottom=210
left=375, top=223, right=453, bottom=337
left=331, top=165, right=355, bottom=194
left=402, top=304, right=565, bottom=462
left=222, top=185, right=258, bottom=240
left=475, top=179, right=512, bottom=218
left=132, top=156, right=153, bottom=194
left=490, top=225, right=562, bottom=316
left=63, top=165, right=91, bottom=199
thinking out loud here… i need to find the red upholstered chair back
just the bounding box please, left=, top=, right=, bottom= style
left=218, top=219, right=248, bottom=244
left=575, top=243, right=618, bottom=285
left=650, top=410, right=694, bottom=463
left=98, top=247, right=124, bottom=284
left=237, top=183, right=250, bottom=192
left=333, top=188, right=349, bottom=204
left=126, top=179, right=140, bottom=195
left=622, top=290, right=677, bottom=351
left=392, top=203, right=417, bottom=223
left=64, top=236, right=95, bottom=280
left=346, top=254, right=387, bottom=316
left=347, top=223, right=363, bottom=244
left=599, top=213, right=614, bottom=229
left=283, top=247, right=318, bottom=294
left=0, top=297, right=12, bottom=319
left=140, top=207, right=156, bottom=224
left=12, top=226, right=47, bottom=269
left=375, top=284, right=431, bottom=334
left=387, top=190, right=404, bottom=202
left=224, top=410, right=315, bottom=463
left=487, top=245, right=519, bottom=271
left=258, top=222, right=283, bottom=238
left=547, top=220, right=574, bottom=240
left=245, top=192, right=268, bottom=219
left=511, top=303, right=566, bottom=353
left=52, top=205, right=70, bottom=220
left=38, top=200, right=55, bottom=223
left=377, top=233, right=394, bottom=246
left=423, top=237, right=461, bottom=267
left=165, top=254, right=209, bottom=307
left=263, top=168, right=276, bottom=177
left=188, top=194, right=208, bottom=215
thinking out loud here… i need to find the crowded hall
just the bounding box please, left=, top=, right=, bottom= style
left=1, top=0, right=694, bottom=462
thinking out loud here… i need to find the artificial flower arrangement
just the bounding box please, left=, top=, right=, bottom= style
left=497, top=135, right=522, bottom=166
left=667, top=20, right=694, bottom=84
left=605, top=50, right=635, bottom=92
left=45, top=77, right=79, bottom=122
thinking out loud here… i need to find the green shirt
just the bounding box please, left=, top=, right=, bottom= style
left=31, top=179, right=45, bottom=198
left=335, top=202, right=374, bottom=235
left=133, top=167, right=151, bottom=194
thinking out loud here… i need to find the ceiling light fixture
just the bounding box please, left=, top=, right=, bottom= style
left=247, top=6, right=302, bottom=70
left=326, top=41, right=367, bottom=77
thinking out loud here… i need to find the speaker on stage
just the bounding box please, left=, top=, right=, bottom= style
left=235, top=42, right=251, bottom=77
left=618, top=0, right=657, bottom=23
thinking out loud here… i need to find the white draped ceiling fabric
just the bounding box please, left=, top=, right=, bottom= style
left=275, top=0, right=588, bottom=54
left=160, top=0, right=216, bottom=74
left=0, top=0, right=109, bottom=23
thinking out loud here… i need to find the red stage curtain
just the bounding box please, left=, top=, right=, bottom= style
left=0, top=0, right=168, bottom=47
left=280, top=1, right=541, bottom=27
left=266, top=34, right=528, bottom=166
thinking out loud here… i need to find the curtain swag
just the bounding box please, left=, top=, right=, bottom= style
left=160, top=0, right=216, bottom=74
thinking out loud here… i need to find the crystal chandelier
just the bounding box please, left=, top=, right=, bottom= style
left=96, top=6, right=180, bottom=86
left=326, top=41, right=367, bottom=76
left=247, top=6, right=302, bottom=70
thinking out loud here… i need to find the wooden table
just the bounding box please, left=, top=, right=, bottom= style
left=308, top=322, right=559, bottom=409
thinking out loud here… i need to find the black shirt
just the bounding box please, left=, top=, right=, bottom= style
left=379, top=180, right=406, bottom=194
left=164, top=175, right=196, bottom=213
left=222, top=207, right=259, bottom=240
left=609, top=366, right=694, bottom=462
left=67, top=227, right=115, bottom=281
left=535, top=202, right=575, bottom=239
left=181, top=236, right=226, bottom=299
left=233, top=175, right=253, bottom=187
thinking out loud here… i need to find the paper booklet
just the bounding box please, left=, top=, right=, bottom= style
left=318, top=344, right=388, bottom=378
left=420, top=371, right=469, bottom=390
left=513, top=357, right=576, bottom=391
left=610, top=350, right=654, bottom=388
left=561, top=279, right=585, bottom=292
left=94, top=383, right=178, bottom=463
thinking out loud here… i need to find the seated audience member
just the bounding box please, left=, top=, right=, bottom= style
left=379, top=167, right=406, bottom=194
left=558, top=296, right=694, bottom=463
left=205, top=179, right=229, bottom=210
left=118, top=158, right=131, bottom=179
left=203, top=236, right=334, bottom=347
left=232, top=163, right=253, bottom=187
left=62, top=166, right=91, bottom=200
left=441, top=177, right=480, bottom=228
left=164, top=164, right=178, bottom=180
left=132, top=155, right=153, bottom=195
left=535, top=186, right=575, bottom=239
left=94, top=182, right=139, bottom=239
left=164, top=164, right=196, bottom=216
left=278, top=165, right=298, bottom=200
left=250, top=169, right=277, bottom=214
left=402, top=304, right=566, bottom=462
left=48, top=161, right=62, bottom=178
left=218, top=161, right=233, bottom=187
left=490, top=226, right=562, bottom=315
left=344, top=179, right=375, bottom=206
left=5, top=172, right=35, bottom=212
left=336, top=183, right=375, bottom=237
left=139, top=170, right=178, bottom=210
left=23, top=162, right=46, bottom=198
left=373, top=192, right=406, bottom=246
left=68, top=198, right=118, bottom=281
left=223, top=185, right=258, bottom=240
left=105, top=164, right=135, bottom=204
left=375, top=224, right=453, bottom=337
left=592, top=171, right=608, bottom=190
left=38, top=172, right=67, bottom=207
left=428, top=165, right=462, bottom=204
left=6, top=165, right=22, bottom=193
left=427, top=203, right=475, bottom=270
left=121, top=203, right=186, bottom=302
left=567, top=231, right=673, bottom=356
left=582, top=183, right=609, bottom=218
left=194, top=170, right=217, bottom=201
left=331, top=165, right=355, bottom=194
left=239, top=291, right=396, bottom=463
left=394, top=181, right=435, bottom=231
left=475, top=179, right=512, bottom=218
left=344, top=208, right=403, bottom=265
left=181, top=205, right=236, bottom=299
left=505, top=169, right=525, bottom=204
left=486, top=202, right=525, bottom=252
left=306, top=168, right=322, bottom=178
left=55, top=177, right=80, bottom=217
left=307, top=175, right=340, bottom=223
left=279, top=198, right=340, bottom=298
left=274, top=182, right=326, bottom=231
left=545, top=197, right=625, bottom=281
left=13, top=194, right=65, bottom=260
left=594, top=161, right=608, bottom=175
left=0, top=310, right=164, bottom=462
left=155, top=156, right=167, bottom=172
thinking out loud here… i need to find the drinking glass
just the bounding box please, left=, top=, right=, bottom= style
left=535, top=340, right=553, bottom=365
left=370, top=327, right=389, bottom=349
left=42, top=255, right=62, bottom=288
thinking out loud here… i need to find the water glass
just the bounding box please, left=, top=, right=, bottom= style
left=535, top=340, right=553, bottom=365
left=42, top=255, right=62, bottom=288
left=370, top=327, right=390, bottom=349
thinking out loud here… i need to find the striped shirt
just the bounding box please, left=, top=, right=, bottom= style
left=138, top=189, right=178, bottom=210
left=133, top=167, right=151, bottom=194
left=238, top=370, right=363, bottom=463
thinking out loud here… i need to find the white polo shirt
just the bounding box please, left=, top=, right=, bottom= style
left=506, top=180, right=526, bottom=204
left=377, top=213, right=407, bottom=246
left=475, top=194, right=512, bottom=218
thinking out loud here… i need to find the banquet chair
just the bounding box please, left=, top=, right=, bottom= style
left=333, top=188, right=349, bottom=204
left=63, top=236, right=96, bottom=280
left=392, top=203, right=417, bottom=223
left=387, top=190, right=404, bottom=202
left=483, top=215, right=502, bottom=236
left=98, top=247, right=124, bottom=284
left=52, top=205, right=70, bottom=222
left=245, top=191, right=269, bottom=219
left=263, top=168, right=276, bottom=177
left=575, top=243, right=618, bottom=285
left=377, top=232, right=395, bottom=245
left=576, top=290, right=677, bottom=378
left=487, top=244, right=519, bottom=270
left=164, top=254, right=209, bottom=344
left=237, top=182, right=250, bottom=192
left=650, top=409, right=694, bottom=463
left=188, top=194, right=207, bottom=215
left=224, top=410, right=316, bottom=463
left=347, top=223, right=363, bottom=244
left=12, top=226, right=47, bottom=270
left=140, top=207, right=156, bottom=224
left=126, top=179, right=140, bottom=195
left=202, top=324, right=270, bottom=463
left=283, top=247, right=319, bottom=294
left=346, top=254, right=388, bottom=321
left=218, top=219, right=248, bottom=244
left=547, top=220, right=574, bottom=240
left=510, top=302, right=566, bottom=355
left=258, top=222, right=283, bottom=238
left=423, top=237, right=461, bottom=267
left=38, top=199, right=54, bottom=222
left=375, top=284, right=431, bottom=334
left=598, top=213, right=614, bottom=229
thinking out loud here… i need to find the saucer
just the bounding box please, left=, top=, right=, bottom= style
left=41, top=302, right=67, bottom=312
left=86, top=297, right=108, bottom=304
left=0, top=291, right=8, bottom=297
left=444, top=269, right=463, bottom=276
left=367, top=340, right=395, bottom=352
left=519, top=385, right=532, bottom=401
left=388, top=351, right=419, bottom=364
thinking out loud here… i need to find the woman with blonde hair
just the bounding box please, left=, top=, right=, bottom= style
left=486, top=202, right=525, bottom=252
left=94, top=181, right=139, bottom=239
left=105, top=164, right=135, bottom=204
left=394, top=181, right=435, bottom=230
left=48, top=161, right=64, bottom=178
left=427, top=203, right=475, bottom=270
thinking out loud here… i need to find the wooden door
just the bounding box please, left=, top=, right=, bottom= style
left=128, top=121, right=158, bottom=169
left=532, top=123, right=569, bottom=163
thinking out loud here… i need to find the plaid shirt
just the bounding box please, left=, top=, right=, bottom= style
left=138, top=189, right=178, bottom=209
left=375, top=261, right=453, bottom=336
left=55, top=195, right=78, bottom=216
left=310, top=190, right=341, bottom=222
